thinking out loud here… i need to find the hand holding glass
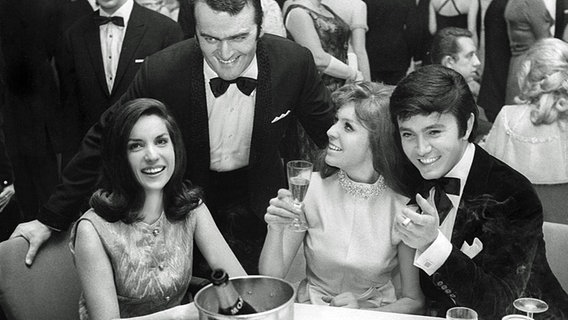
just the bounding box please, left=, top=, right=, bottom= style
left=286, top=160, right=312, bottom=232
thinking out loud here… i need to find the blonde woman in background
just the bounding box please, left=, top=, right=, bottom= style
left=482, top=38, right=568, bottom=185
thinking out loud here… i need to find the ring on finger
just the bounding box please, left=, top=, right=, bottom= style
left=402, top=217, right=413, bottom=227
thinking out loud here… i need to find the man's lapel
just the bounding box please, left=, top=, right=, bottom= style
left=452, top=145, right=494, bottom=245
left=188, top=41, right=211, bottom=173
left=113, top=3, right=145, bottom=96
left=85, top=13, right=110, bottom=96
left=249, top=38, right=273, bottom=168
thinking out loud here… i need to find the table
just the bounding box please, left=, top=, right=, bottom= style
left=294, top=303, right=443, bottom=320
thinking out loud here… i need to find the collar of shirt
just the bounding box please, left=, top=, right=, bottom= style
left=203, top=55, right=259, bottom=96
left=87, top=0, right=99, bottom=11
left=100, top=0, right=134, bottom=27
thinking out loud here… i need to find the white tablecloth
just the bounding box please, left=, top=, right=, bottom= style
left=294, top=303, right=443, bottom=320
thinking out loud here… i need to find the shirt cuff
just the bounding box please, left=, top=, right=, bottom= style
left=413, top=230, right=452, bottom=275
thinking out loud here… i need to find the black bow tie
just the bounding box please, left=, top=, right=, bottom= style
left=418, top=177, right=461, bottom=224
left=94, top=15, right=124, bottom=27
left=209, top=77, right=257, bottom=98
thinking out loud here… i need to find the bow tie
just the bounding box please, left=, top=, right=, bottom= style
left=418, top=177, right=461, bottom=224
left=209, top=77, right=257, bottom=98
left=94, top=15, right=125, bottom=27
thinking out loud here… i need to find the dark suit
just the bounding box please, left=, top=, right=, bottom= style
left=421, top=146, right=568, bottom=319
left=0, top=0, right=62, bottom=220
left=39, top=35, right=333, bottom=272
left=57, top=3, right=183, bottom=156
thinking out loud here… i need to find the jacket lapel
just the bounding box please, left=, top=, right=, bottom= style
left=85, top=11, right=110, bottom=96
left=112, top=3, right=145, bottom=96
left=249, top=38, right=272, bottom=168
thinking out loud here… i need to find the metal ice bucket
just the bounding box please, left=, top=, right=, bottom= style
left=194, top=275, right=296, bottom=320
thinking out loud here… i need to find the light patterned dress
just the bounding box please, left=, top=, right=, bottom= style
left=70, top=205, right=199, bottom=319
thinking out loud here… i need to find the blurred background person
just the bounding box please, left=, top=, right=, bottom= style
left=136, top=0, right=175, bottom=19
left=0, top=0, right=62, bottom=222
left=56, top=0, right=183, bottom=168
left=477, top=0, right=510, bottom=122
left=322, top=0, right=371, bottom=81
left=281, top=0, right=361, bottom=167
left=482, top=38, right=568, bottom=185
left=261, top=0, right=286, bottom=37
left=504, top=0, right=552, bottom=105
left=71, top=98, right=246, bottom=319
left=260, top=82, right=424, bottom=313
left=364, top=0, right=414, bottom=85
left=429, top=0, right=479, bottom=43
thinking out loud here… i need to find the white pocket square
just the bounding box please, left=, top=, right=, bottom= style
left=135, top=59, right=144, bottom=64
left=460, top=237, right=483, bottom=259
left=271, top=110, right=291, bottom=123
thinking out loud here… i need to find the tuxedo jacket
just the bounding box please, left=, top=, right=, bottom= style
left=40, top=34, right=333, bottom=230
left=421, top=145, right=568, bottom=319
left=57, top=3, right=183, bottom=152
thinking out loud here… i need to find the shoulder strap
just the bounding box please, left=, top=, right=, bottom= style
left=450, top=0, right=462, bottom=15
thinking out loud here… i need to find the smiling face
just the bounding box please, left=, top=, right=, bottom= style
left=127, top=115, right=175, bottom=196
left=447, top=37, right=480, bottom=82
left=194, top=1, right=262, bottom=80
left=325, top=103, right=375, bottom=182
left=397, top=112, right=473, bottom=180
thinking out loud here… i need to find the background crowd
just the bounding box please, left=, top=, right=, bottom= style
left=1, top=0, right=568, bottom=319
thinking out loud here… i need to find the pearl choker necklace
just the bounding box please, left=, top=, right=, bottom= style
left=337, top=170, right=386, bottom=199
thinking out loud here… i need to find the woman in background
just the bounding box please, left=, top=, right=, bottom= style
left=71, top=98, right=245, bottom=320
left=429, top=0, right=479, bottom=42
left=504, top=0, right=552, bottom=105
left=260, top=82, right=423, bottom=313
left=482, top=38, right=568, bottom=185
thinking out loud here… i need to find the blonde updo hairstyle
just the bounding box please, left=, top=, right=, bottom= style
left=517, top=38, right=568, bottom=125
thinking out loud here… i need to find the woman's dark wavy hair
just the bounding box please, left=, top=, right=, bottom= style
left=318, top=82, right=411, bottom=195
left=90, top=98, right=202, bottom=223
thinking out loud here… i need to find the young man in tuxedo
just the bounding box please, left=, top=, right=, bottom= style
left=57, top=0, right=183, bottom=166
left=389, top=65, right=568, bottom=319
left=12, top=0, right=333, bottom=275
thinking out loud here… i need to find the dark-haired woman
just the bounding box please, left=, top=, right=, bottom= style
left=70, top=98, right=245, bottom=320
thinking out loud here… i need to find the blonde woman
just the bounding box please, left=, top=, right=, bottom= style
left=482, top=38, right=568, bottom=184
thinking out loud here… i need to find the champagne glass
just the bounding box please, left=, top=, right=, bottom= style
left=513, top=298, right=548, bottom=319
left=446, top=307, right=478, bottom=320
left=286, top=160, right=312, bottom=232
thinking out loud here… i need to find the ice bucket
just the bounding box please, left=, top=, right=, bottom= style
left=194, top=275, right=296, bottom=320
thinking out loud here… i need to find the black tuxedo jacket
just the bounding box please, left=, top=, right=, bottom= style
left=421, top=146, right=568, bottom=319
left=40, top=35, right=333, bottom=230
left=57, top=3, right=183, bottom=152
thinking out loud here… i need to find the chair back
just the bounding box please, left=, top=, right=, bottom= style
left=543, top=221, right=568, bottom=293
left=0, top=230, right=81, bottom=320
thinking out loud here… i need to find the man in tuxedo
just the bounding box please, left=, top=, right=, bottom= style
left=389, top=65, right=568, bottom=319
left=57, top=0, right=183, bottom=165
left=12, top=0, right=333, bottom=274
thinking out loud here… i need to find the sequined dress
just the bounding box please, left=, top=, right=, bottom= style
left=70, top=206, right=198, bottom=319
left=297, top=171, right=409, bottom=307
left=282, top=3, right=351, bottom=168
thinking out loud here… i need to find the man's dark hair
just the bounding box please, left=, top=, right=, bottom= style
left=430, top=27, right=473, bottom=65
left=189, top=0, right=264, bottom=37
left=390, top=65, right=478, bottom=143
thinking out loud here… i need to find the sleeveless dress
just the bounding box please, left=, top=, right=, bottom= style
left=70, top=206, right=198, bottom=319
left=283, top=3, right=350, bottom=168
left=297, top=172, right=409, bottom=307
left=435, top=0, right=467, bottom=30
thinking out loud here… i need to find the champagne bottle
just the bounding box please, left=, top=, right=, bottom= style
left=211, top=269, right=257, bottom=315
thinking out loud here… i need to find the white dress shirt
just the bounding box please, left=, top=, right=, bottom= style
left=204, top=57, right=258, bottom=172
left=414, top=143, right=476, bottom=275
left=99, top=0, right=133, bottom=93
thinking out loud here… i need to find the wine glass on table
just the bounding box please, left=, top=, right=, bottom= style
left=513, top=298, right=548, bottom=319
left=286, top=160, right=312, bottom=232
left=446, top=307, right=478, bottom=320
